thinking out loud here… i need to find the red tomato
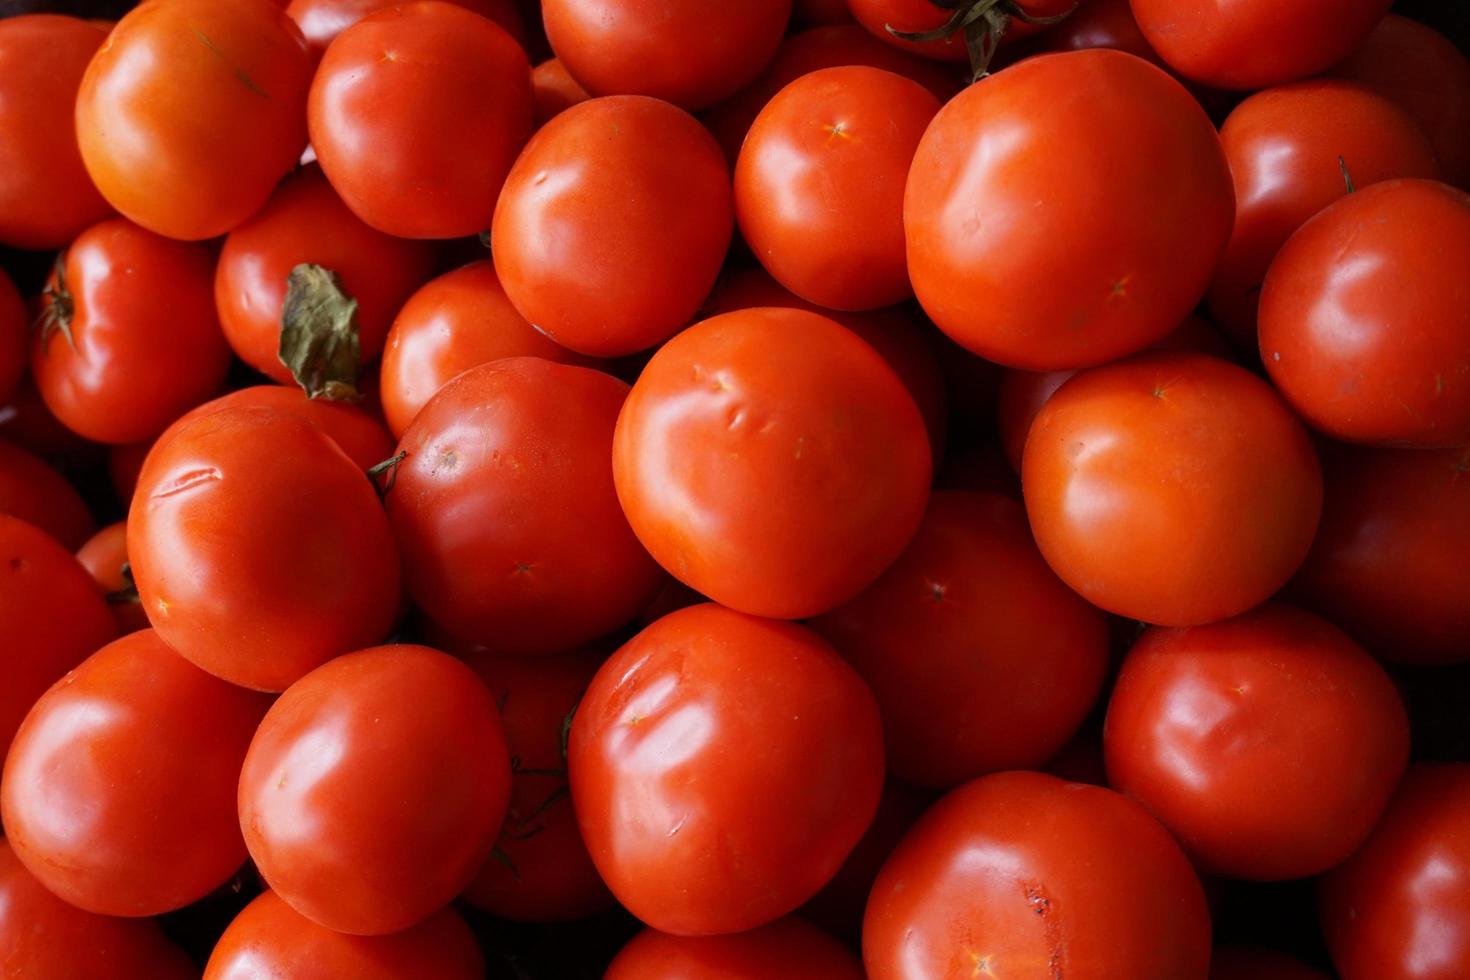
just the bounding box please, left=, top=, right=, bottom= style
left=239, top=645, right=511, bottom=935
left=905, top=49, right=1233, bottom=370
left=613, top=307, right=931, bottom=619
left=569, top=604, right=884, bottom=935
left=736, top=67, right=939, bottom=311
left=76, top=521, right=150, bottom=636
left=0, top=15, right=111, bottom=249
left=492, top=96, right=733, bottom=357
left=0, top=438, right=96, bottom=549
left=1023, top=352, right=1322, bottom=626
left=75, top=0, right=313, bottom=240
left=2, top=629, right=270, bottom=916
left=1209, top=949, right=1331, bottom=980
left=129, top=405, right=401, bottom=691
left=542, top=0, right=791, bottom=111
left=606, top=918, right=864, bottom=979
left=0, top=268, right=25, bottom=407
left=848, top=0, right=1075, bottom=64
left=1320, top=763, right=1470, bottom=980
left=813, top=491, right=1110, bottom=787
left=864, top=771, right=1211, bottom=980
left=1034, top=0, right=1157, bottom=63
left=287, top=0, right=525, bottom=56
left=1261, top=179, right=1470, bottom=448
left=531, top=57, right=590, bottom=126
left=308, top=1, right=532, bottom=238
left=32, top=218, right=231, bottom=445
left=1208, top=81, right=1439, bottom=346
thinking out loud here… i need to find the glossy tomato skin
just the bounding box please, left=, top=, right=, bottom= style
left=1105, top=604, right=1410, bottom=880
left=905, top=49, right=1233, bottom=370
left=736, top=66, right=939, bottom=311
left=216, top=165, right=435, bottom=383
left=0, top=269, right=27, bottom=409
left=0, top=15, right=111, bottom=249
left=864, top=771, right=1211, bottom=980
left=309, top=1, right=532, bottom=238
left=1208, top=81, right=1439, bottom=346
left=1261, top=179, right=1470, bottom=448
left=129, top=405, right=401, bottom=691
left=1209, top=949, right=1330, bottom=980
left=2, top=629, right=270, bottom=917
left=813, top=491, right=1110, bottom=788
left=532, top=57, right=590, bottom=126
left=1023, top=352, right=1322, bottom=626
left=33, top=218, right=231, bottom=444
left=0, top=438, right=96, bottom=549
left=492, top=96, right=733, bottom=357
left=605, top=918, right=864, bottom=979
left=569, top=604, right=885, bottom=935
left=76, top=521, right=150, bottom=635
left=614, top=308, right=931, bottom=619
left=1320, top=764, right=1470, bottom=980
left=239, top=645, right=511, bottom=935
left=287, top=0, right=525, bottom=56
left=75, top=0, right=313, bottom=240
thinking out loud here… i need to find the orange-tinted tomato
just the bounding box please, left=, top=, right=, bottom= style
left=605, top=918, right=864, bottom=979
left=76, top=521, right=149, bottom=635
left=287, top=0, right=525, bottom=56
left=531, top=57, right=590, bottom=126
left=0, top=438, right=96, bottom=549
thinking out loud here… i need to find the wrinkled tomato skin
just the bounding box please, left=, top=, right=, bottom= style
left=76, top=521, right=150, bottom=635
left=287, top=0, right=525, bottom=56
left=605, top=918, right=864, bottom=979
left=0, top=438, right=96, bottom=549
left=531, top=57, right=590, bottom=126
left=1209, top=949, right=1331, bottom=980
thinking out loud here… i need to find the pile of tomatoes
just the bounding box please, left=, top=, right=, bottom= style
left=2, top=0, right=1469, bottom=977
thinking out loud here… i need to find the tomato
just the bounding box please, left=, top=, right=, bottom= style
left=32, top=218, right=231, bottom=445
left=532, top=57, right=590, bottom=126
left=239, top=645, right=511, bottom=935
left=0, top=438, right=96, bottom=549
left=1023, top=352, right=1321, bottom=626
left=76, top=521, right=150, bottom=636
left=605, top=918, right=864, bottom=979
left=1034, top=0, right=1157, bottom=63
left=1210, top=949, right=1330, bottom=980
left=387, top=357, right=662, bottom=653
left=287, top=0, right=525, bottom=56
left=905, top=49, right=1233, bottom=370
left=0, top=268, right=25, bottom=407
left=864, top=771, right=1211, bottom=980
left=75, top=0, right=313, bottom=241
left=129, top=405, right=401, bottom=691
left=1208, top=81, right=1439, bottom=346
left=613, top=307, right=931, bottom=619
left=848, top=0, right=1075, bottom=64
left=378, top=261, right=588, bottom=439
left=569, top=604, right=884, bottom=935
left=216, top=165, right=435, bottom=386
left=1261, top=179, right=1470, bottom=447
left=1129, top=0, right=1391, bottom=90
left=2, top=629, right=269, bottom=916
left=0, top=16, right=111, bottom=249
left=736, top=67, right=939, bottom=311
left=308, top=1, right=531, bottom=239
left=492, top=96, right=732, bottom=357
left=813, top=491, right=1109, bottom=788
left=1320, top=763, right=1470, bottom=980
left=542, top=0, right=791, bottom=111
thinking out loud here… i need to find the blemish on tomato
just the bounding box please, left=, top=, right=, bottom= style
left=151, top=467, right=222, bottom=499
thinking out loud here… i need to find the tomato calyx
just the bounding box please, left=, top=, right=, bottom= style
left=105, top=560, right=142, bottom=607
left=1338, top=155, right=1358, bottom=194
left=890, top=0, right=1076, bottom=79
left=35, top=252, right=77, bottom=352
left=367, top=449, right=408, bottom=498
left=278, top=263, right=364, bottom=402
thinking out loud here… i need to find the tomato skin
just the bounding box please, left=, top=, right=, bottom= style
left=2, top=629, right=270, bottom=917
left=614, top=307, right=931, bottom=619
left=605, top=918, right=864, bottom=979
left=287, top=0, right=526, bottom=56
left=532, top=57, right=590, bottom=126
left=1209, top=949, right=1331, bottom=980
left=905, top=49, right=1234, bottom=370
left=0, top=269, right=27, bottom=408
left=0, top=438, right=96, bottom=549
left=1023, top=352, right=1322, bottom=626
left=308, top=1, right=532, bottom=239
left=864, top=771, right=1211, bottom=980
left=569, top=604, right=885, bottom=935
left=239, top=645, right=511, bottom=936
left=75, top=0, right=313, bottom=241
left=492, top=96, right=733, bottom=357
left=76, top=521, right=150, bottom=635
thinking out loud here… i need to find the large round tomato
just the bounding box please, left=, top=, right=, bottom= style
left=75, top=0, right=313, bottom=240
left=0, top=269, right=27, bottom=408
left=864, top=771, right=1211, bottom=980
left=76, top=521, right=150, bottom=636
left=492, top=96, right=732, bottom=357
left=605, top=918, right=864, bottom=979
left=1023, top=352, right=1322, bottom=626
left=287, top=0, right=525, bottom=55
left=532, top=58, right=591, bottom=126
left=2, top=629, right=270, bottom=917
left=613, top=307, right=931, bottom=619
left=569, top=604, right=884, bottom=935
left=905, top=49, right=1233, bottom=370
left=0, top=438, right=96, bottom=549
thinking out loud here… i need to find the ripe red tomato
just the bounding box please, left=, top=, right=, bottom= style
left=0, top=269, right=26, bottom=407
left=32, top=218, right=231, bottom=445
left=1105, top=604, right=1410, bottom=880
left=532, top=58, right=590, bottom=126
left=1023, top=352, right=1322, bottom=626
left=0, top=15, right=111, bottom=249
left=736, top=66, right=939, bottom=311
left=76, top=521, right=150, bottom=636
left=308, top=1, right=532, bottom=238
left=2, top=629, right=270, bottom=916
left=813, top=491, right=1110, bottom=788
left=905, top=49, right=1234, bottom=370
left=0, top=438, right=96, bottom=549
left=287, top=0, right=525, bottom=56
left=848, top=0, right=1075, bottom=63
left=239, top=645, right=511, bottom=935
left=605, top=918, right=864, bottom=979
left=1208, top=81, right=1439, bottom=346
left=75, top=0, right=313, bottom=240
left=1209, top=949, right=1331, bottom=980
left=492, top=96, right=733, bottom=357
left=129, top=405, right=401, bottom=691
left=613, top=307, right=931, bottom=619
left=569, top=604, right=884, bottom=935
left=864, top=771, right=1211, bottom=980
left=1034, top=0, right=1158, bottom=63
left=1320, top=763, right=1470, bottom=980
